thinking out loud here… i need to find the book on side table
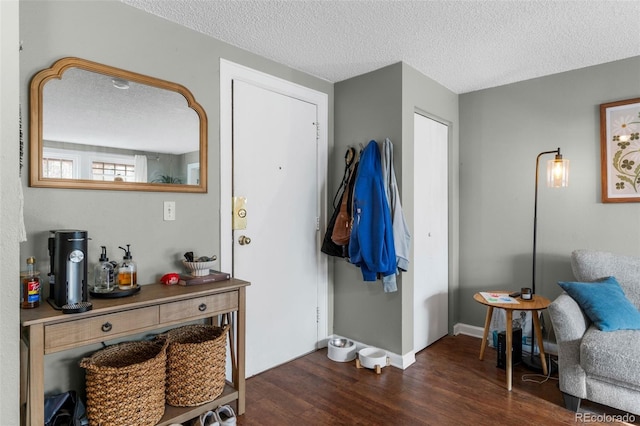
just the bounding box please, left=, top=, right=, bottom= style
left=178, top=270, right=231, bottom=286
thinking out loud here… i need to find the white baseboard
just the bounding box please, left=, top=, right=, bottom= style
left=453, top=322, right=484, bottom=338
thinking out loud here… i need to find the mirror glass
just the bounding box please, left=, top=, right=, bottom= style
left=30, top=57, right=207, bottom=192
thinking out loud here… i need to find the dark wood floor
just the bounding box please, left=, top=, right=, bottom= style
left=234, top=334, right=637, bottom=425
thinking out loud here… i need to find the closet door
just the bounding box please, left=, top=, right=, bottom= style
left=414, top=112, right=449, bottom=352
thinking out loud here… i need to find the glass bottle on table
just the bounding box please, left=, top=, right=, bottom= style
left=21, top=257, right=41, bottom=309
left=93, top=246, right=115, bottom=293
left=117, top=244, right=137, bottom=290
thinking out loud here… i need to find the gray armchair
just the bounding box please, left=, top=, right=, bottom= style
left=548, top=249, right=640, bottom=415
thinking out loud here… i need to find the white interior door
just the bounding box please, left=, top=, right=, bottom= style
left=414, top=112, right=449, bottom=352
left=232, top=79, right=320, bottom=376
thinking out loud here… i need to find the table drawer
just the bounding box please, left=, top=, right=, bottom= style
left=160, top=291, right=238, bottom=323
left=45, top=306, right=159, bottom=352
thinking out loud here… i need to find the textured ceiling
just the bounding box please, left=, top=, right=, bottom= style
left=121, top=0, right=640, bottom=94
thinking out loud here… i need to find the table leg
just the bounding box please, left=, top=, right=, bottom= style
left=532, top=311, right=548, bottom=375
left=237, top=286, right=246, bottom=415
left=479, top=306, right=493, bottom=360
left=27, top=323, right=45, bottom=426
left=505, top=309, right=513, bottom=391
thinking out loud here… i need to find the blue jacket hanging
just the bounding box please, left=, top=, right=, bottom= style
left=348, top=140, right=397, bottom=281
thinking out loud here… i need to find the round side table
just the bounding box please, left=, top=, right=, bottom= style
left=473, top=291, right=551, bottom=390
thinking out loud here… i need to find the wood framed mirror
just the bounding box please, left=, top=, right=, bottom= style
left=29, top=57, right=207, bottom=192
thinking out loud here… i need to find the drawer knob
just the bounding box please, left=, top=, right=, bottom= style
left=198, top=303, right=207, bottom=312
left=101, top=322, right=113, bottom=332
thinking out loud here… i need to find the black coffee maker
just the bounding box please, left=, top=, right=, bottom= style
left=48, top=230, right=92, bottom=314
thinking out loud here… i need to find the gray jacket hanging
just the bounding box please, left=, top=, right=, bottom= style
left=381, top=138, right=411, bottom=293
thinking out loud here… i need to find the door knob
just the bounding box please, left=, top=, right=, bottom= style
left=238, top=235, right=252, bottom=245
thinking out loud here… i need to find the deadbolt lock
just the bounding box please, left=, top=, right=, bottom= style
left=232, top=196, right=247, bottom=230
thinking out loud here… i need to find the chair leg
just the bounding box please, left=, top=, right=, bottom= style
left=562, top=392, right=581, bottom=412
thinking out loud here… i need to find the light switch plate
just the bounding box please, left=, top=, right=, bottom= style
left=164, top=201, right=176, bottom=221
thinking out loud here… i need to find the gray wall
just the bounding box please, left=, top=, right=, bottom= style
left=18, top=0, right=332, bottom=397
left=333, top=62, right=459, bottom=356
left=333, top=63, right=404, bottom=353
left=458, top=56, right=640, bottom=329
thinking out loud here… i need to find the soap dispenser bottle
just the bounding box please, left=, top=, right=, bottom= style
left=117, top=244, right=137, bottom=290
left=93, top=246, right=115, bottom=293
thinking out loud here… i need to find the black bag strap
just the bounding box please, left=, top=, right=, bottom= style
left=332, top=147, right=356, bottom=208
left=322, top=147, right=358, bottom=258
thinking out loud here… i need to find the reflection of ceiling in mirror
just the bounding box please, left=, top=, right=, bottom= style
left=42, top=67, right=200, bottom=155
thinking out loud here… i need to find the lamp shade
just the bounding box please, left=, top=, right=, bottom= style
left=547, top=158, right=569, bottom=187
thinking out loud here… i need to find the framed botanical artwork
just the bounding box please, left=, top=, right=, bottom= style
left=600, top=97, right=640, bottom=203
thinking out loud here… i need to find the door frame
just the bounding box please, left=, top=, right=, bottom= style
left=219, top=59, right=329, bottom=343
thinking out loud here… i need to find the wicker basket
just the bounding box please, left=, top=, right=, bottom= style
left=164, top=324, right=229, bottom=406
left=80, top=340, right=167, bottom=426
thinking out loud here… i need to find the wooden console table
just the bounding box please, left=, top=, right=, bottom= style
left=20, top=278, right=249, bottom=426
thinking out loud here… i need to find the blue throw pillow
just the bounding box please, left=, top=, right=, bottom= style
left=558, top=276, right=640, bottom=331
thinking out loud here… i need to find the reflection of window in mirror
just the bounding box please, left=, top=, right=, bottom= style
left=43, top=157, right=74, bottom=179
left=42, top=146, right=147, bottom=182
left=92, top=161, right=135, bottom=182
left=187, top=162, right=200, bottom=185
left=42, top=148, right=79, bottom=178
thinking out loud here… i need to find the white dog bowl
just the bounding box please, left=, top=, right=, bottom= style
left=358, top=347, right=388, bottom=370
left=327, top=338, right=357, bottom=362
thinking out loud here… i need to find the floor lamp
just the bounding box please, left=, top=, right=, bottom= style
left=523, top=148, right=569, bottom=371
